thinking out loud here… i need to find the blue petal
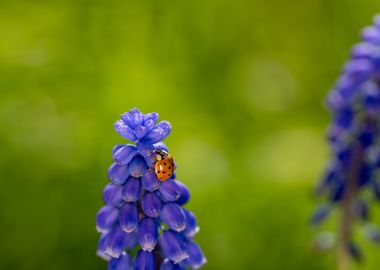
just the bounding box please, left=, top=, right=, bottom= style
left=97, top=233, right=111, bottom=261
left=121, top=108, right=143, bottom=129
left=362, top=26, right=380, bottom=45
left=141, top=121, right=172, bottom=144
left=103, top=183, right=123, bottom=206
left=359, top=164, right=371, bottom=187
left=362, top=81, right=380, bottom=114
left=330, top=180, right=345, bottom=202
left=348, top=241, right=363, bottom=262
left=142, top=112, right=159, bottom=130
left=105, top=225, right=132, bottom=258
left=333, top=76, right=357, bottom=104
left=358, top=125, right=375, bottom=149
left=336, top=146, right=353, bottom=170
left=114, top=120, right=137, bottom=141
left=159, top=180, right=181, bottom=202
left=181, top=241, right=207, bottom=269
left=108, top=163, right=129, bottom=185
left=125, top=230, right=138, bottom=251
left=113, top=145, right=137, bottom=166
left=112, top=144, right=126, bottom=155
left=136, top=142, right=155, bottom=155
left=143, top=119, right=156, bottom=131
left=128, top=156, right=147, bottom=178
left=351, top=42, right=376, bottom=58
left=333, top=107, right=353, bottom=130
left=136, top=144, right=155, bottom=166
left=160, top=259, right=185, bottom=270
left=159, top=230, right=188, bottom=263
left=354, top=199, right=369, bottom=220
left=122, top=177, right=141, bottom=202
left=372, top=180, right=380, bottom=200
left=312, top=231, right=335, bottom=252
left=134, top=250, right=155, bottom=270
left=327, top=124, right=344, bottom=145
left=108, top=252, right=132, bottom=270
left=183, top=209, right=199, bottom=238
left=343, top=59, right=373, bottom=84
left=315, top=162, right=339, bottom=196
left=141, top=171, right=160, bottom=192
left=363, top=224, right=380, bottom=244
left=153, top=142, right=169, bottom=151
left=119, top=203, right=138, bottom=233
left=161, top=203, right=186, bottom=232
left=326, top=90, right=345, bottom=110
left=141, top=192, right=162, bottom=218
left=138, top=217, right=159, bottom=252
left=310, top=204, right=331, bottom=226
left=134, top=125, right=148, bottom=139
left=96, top=206, right=119, bottom=233
left=176, top=181, right=190, bottom=205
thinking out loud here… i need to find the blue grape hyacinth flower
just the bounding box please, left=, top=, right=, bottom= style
left=96, top=108, right=206, bottom=270
left=312, top=15, right=380, bottom=266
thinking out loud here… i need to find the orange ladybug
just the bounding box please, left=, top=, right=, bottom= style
left=153, top=149, right=175, bottom=181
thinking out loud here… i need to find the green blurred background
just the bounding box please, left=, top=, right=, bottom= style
left=1, top=0, right=380, bottom=269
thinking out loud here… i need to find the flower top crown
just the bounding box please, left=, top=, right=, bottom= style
left=114, top=108, right=172, bottom=145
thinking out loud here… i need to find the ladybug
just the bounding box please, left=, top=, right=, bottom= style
left=153, top=149, right=175, bottom=181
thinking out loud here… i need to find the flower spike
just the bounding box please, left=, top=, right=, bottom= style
left=97, top=108, right=206, bottom=269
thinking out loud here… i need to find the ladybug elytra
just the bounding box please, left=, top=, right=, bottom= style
left=153, top=149, right=175, bottom=181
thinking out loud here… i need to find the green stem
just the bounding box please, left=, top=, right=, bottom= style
left=336, top=144, right=363, bottom=270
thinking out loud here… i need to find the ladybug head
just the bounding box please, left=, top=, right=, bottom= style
left=152, top=149, right=169, bottom=161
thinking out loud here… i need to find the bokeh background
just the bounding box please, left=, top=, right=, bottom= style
left=1, top=1, right=380, bottom=269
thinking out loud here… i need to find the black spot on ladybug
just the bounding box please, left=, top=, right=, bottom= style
left=164, top=162, right=167, bottom=165
left=168, top=166, right=171, bottom=169
left=162, top=171, right=166, bottom=174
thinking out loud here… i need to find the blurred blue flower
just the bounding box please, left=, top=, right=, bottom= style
left=97, top=108, right=206, bottom=270
left=313, top=15, right=380, bottom=262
